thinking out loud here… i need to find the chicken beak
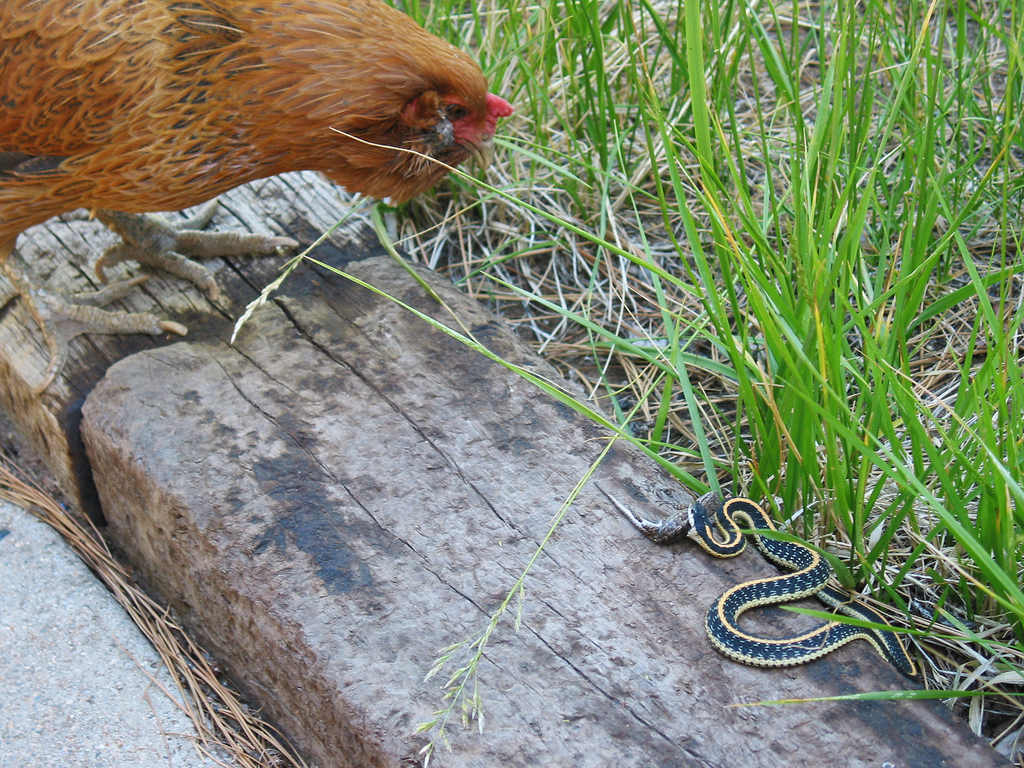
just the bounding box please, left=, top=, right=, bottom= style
left=467, top=136, right=495, bottom=170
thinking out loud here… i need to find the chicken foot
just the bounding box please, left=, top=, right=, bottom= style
left=94, top=202, right=298, bottom=301
left=1, top=201, right=297, bottom=394
left=0, top=255, right=186, bottom=394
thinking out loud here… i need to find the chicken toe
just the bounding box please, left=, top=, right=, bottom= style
left=94, top=207, right=298, bottom=302
left=1, top=258, right=185, bottom=394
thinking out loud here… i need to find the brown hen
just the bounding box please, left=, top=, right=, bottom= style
left=0, top=0, right=513, bottom=392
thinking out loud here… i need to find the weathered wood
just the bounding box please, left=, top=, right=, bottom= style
left=0, top=171, right=362, bottom=517
left=79, top=250, right=1006, bottom=767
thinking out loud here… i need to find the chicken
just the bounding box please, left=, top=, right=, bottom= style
left=0, top=0, right=513, bottom=392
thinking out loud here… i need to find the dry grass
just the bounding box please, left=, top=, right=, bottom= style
left=0, top=457, right=307, bottom=768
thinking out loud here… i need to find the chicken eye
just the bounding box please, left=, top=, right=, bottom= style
left=446, top=104, right=469, bottom=121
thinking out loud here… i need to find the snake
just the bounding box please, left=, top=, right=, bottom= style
left=604, top=487, right=917, bottom=677
left=687, top=496, right=917, bottom=678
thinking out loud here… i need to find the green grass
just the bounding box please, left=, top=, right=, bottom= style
left=385, top=0, right=1023, bottom=750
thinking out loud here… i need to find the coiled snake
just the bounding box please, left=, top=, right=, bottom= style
left=611, top=492, right=916, bottom=678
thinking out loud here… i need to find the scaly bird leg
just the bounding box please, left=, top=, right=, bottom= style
left=93, top=203, right=298, bottom=301
left=1, top=202, right=296, bottom=393
left=1, top=257, right=186, bottom=394
left=599, top=487, right=692, bottom=544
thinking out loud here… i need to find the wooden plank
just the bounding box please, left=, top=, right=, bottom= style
left=78, top=250, right=1007, bottom=767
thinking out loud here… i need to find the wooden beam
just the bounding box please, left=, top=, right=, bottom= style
left=0, top=171, right=1007, bottom=766
left=80, top=248, right=1005, bottom=767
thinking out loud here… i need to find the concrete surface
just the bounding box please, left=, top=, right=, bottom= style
left=0, top=499, right=225, bottom=768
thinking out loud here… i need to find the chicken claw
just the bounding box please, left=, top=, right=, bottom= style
left=94, top=205, right=298, bottom=302
left=1, top=259, right=186, bottom=394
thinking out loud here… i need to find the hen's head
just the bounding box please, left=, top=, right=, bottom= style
left=400, top=90, right=513, bottom=184
left=262, top=2, right=513, bottom=203
left=326, top=57, right=514, bottom=204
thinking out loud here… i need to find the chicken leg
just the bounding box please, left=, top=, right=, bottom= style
left=1, top=247, right=181, bottom=395
left=0, top=206, right=296, bottom=394
left=93, top=203, right=297, bottom=302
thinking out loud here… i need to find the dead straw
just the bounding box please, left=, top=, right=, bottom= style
left=0, top=455, right=308, bottom=768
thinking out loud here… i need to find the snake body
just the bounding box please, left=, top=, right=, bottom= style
left=688, top=497, right=917, bottom=678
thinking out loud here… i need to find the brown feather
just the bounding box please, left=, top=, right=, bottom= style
left=0, top=0, right=512, bottom=240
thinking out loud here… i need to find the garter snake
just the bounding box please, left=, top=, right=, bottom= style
left=605, top=487, right=917, bottom=677
left=688, top=497, right=917, bottom=678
